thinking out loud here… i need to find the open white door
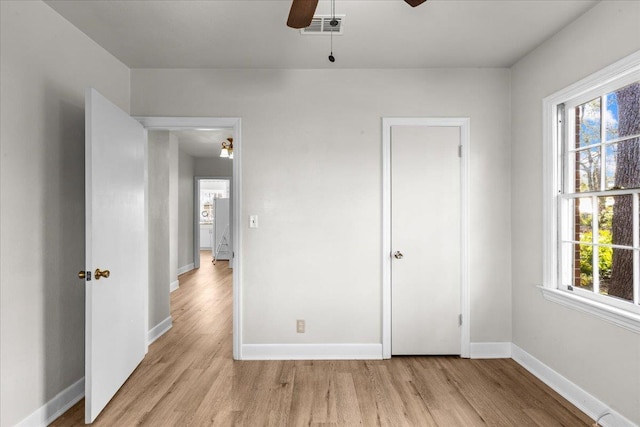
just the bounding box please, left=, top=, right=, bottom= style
left=83, top=88, right=147, bottom=423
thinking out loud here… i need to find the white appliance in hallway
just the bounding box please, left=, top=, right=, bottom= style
left=198, top=179, right=231, bottom=262
left=200, top=197, right=213, bottom=251
left=214, top=197, right=231, bottom=261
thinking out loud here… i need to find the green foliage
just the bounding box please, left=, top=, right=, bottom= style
left=579, top=230, right=612, bottom=279
left=579, top=201, right=613, bottom=282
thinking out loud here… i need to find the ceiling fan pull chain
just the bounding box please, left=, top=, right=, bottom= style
left=328, top=0, right=336, bottom=62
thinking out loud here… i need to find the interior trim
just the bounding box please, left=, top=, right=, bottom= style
left=15, top=378, right=84, bottom=427
left=469, top=342, right=512, bottom=359
left=539, top=286, right=640, bottom=334
left=512, top=343, right=635, bottom=427
left=177, top=263, right=195, bottom=276
left=147, top=316, right=173, bottom=345
left=241, top=344, right=383, bottom=360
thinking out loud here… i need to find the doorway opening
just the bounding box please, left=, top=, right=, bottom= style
left=137, top=116, right=242, bottom=360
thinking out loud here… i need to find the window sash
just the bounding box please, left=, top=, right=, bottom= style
left=559, top=76, right=640, bottom=309
left=562, top=71, right=640, bottom=111
left=568, top=133, right=640, bottom=154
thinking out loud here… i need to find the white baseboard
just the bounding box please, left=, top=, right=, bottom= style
left=512, top=344, right=636, bottom=427
left=17, top=317, right=174, bottom=427
left=16, top=377, right=84, bottom=427
left=147, top=316, right=173, bottom=345
left=170, top=280, right=179, bottom=293
left=470, top=342, right=512, bottom=359
left=241, top=343, right=383, bottom=360
left=177, top=263, right=194, bottom=276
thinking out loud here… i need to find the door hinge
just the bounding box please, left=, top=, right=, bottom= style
left=458, top=314, right=462, bottom=326
left=458, top=145, right=462, bottom=158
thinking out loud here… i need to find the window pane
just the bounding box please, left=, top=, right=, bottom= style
left=576, top=97, right=601, bottom=148
left=607, top=81, right=640, bottom=141
left=575, top=197, right=593, bottom=242
left=605, top=92, right=619, bottom=141
left=600, top=195, right=633, bottom=247
left=604, top=139, right=640, bottom=190
left=600, top=247, right=634, bottom=302
left=572, top=198, right=595, bottom=292
left=573, top=242, right=594, bottom=291
left=576, top=148, right=600, bottom=192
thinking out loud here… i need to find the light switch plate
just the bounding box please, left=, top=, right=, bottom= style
left=249, top=215, right=258, bottom=228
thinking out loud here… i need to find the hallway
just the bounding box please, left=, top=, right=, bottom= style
left=51, top=252, right=592, bottom=426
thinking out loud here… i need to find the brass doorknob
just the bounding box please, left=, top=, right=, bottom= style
left=95, top=268, right=110, bottom=280
left=78, top=271, right=87, bottom=279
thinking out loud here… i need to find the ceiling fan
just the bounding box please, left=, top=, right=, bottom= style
left=287, top=0, right=427, bottom=29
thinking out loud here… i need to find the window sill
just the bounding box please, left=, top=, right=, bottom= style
left=539, top=286, right=640, bottom=334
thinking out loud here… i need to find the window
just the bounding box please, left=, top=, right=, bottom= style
left=542, top=52, right=640, bottom=332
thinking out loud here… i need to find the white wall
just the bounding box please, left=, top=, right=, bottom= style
left=510, top=1, right=640, bottom=423
left=0, top=1, right=130, bottom=426
left=131, top=68, right=512, bottom=346
left=148, top=131, right=171, bottom=327
left=178, top=149, right=195, bottom=270
left=194, top=155, right=232, bottom=177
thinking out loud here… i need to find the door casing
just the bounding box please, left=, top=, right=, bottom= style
left=135, top=116, right=243, bottom=360
left=382, top=117, right=470, bottom=359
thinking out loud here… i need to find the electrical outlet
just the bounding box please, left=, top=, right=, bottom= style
left=296, top=319, right=305, bottom=333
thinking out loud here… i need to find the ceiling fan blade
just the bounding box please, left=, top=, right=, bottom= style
left=404, top=0, right=427, bottom=7
left=287, top=0, right=319, bottom=29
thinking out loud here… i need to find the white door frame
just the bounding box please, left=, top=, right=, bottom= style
left=382, top=117, right=470, bottom=359
left=194, top=176, right=232, bottom=268
left=135, top=116, right=243, bottom=360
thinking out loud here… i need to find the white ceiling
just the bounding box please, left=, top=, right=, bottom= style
left=173, top=129, right=233, bottom=158
left=44, top=0, right=598, bottom=69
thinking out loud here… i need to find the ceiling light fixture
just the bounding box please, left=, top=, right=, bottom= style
left=220, top=137, right=233, bottom=159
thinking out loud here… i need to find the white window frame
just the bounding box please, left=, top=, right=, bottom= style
left=541, top=50, right=640, bottom=334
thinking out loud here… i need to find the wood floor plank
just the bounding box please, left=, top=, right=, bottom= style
left=334, top=372, right=364, bottom=426
left=264, top=361, right=296, bottom=426
left=50, top=252, right=594, bottom=427
left=403, top=357, right=485, bottom=426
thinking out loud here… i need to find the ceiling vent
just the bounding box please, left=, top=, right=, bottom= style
left=300, top=15, right=345, bottom=35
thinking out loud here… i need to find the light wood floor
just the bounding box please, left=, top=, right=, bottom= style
left=52, top=251, right=593, bottom=426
